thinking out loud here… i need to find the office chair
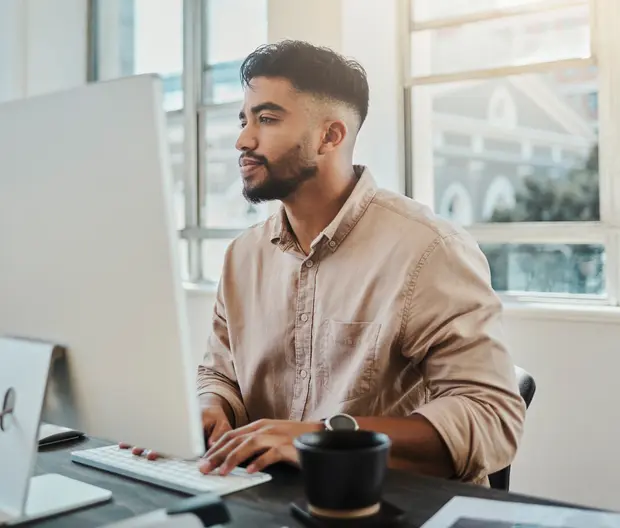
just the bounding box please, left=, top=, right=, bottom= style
left=488, top=366, right=536, bottom=491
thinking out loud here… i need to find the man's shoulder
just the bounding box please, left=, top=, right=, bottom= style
left=369, top=187, right=466, bottom=242
left=225, top=212, right=279, bottom=255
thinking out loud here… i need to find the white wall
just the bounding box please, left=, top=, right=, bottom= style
left=342, top=0, right=404, bottom=193
left=504, top=314, right=620, bottom=510
left=0, top=1, right=26, bottom=101
left=26, top=0, right=87, bottom=97
left=0, top=0, right=87, bottom=102
left=267, top=0, right=343, bottom=52
left=186, top=290, right=216, bottom=366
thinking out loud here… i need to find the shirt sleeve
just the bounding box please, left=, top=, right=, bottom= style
left=402, top=231, right=526, bottom=483
left=197, top=279, right=249, bottom=428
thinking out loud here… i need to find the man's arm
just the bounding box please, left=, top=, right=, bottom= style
left=354, top=415, right=454, bottom=478
left=359, top=232, right=526, bottom=482
left=197, top=280, right=249, bottom=428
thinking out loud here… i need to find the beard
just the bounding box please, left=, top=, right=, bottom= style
left=240, top=141, right=318, bottom=204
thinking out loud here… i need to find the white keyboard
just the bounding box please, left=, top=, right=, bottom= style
left=71, top=445, right=272, bottom=496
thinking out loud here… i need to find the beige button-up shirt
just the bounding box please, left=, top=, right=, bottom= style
left=197, top=166, right=526, bottom=484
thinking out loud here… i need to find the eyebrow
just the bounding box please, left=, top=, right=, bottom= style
left=238, top=102, right=288, bottom=121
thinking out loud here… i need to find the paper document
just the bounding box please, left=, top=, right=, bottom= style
left=421, top=496, right=620, bottom=528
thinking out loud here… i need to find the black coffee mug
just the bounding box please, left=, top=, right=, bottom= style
left=293, top=429, right=391, bottom=520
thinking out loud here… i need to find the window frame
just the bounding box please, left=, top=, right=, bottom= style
left=89, top=0, right=259, bottom=285
left=402, top=0, right=620, bottom=305
left=183, top=0, right=275, bottom=283
left=180, top=0, right=251, bottom=284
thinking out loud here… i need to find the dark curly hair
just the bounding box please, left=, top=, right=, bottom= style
left=240, top=40, right=369, bottom=129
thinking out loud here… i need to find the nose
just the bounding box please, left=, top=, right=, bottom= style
left=236, top=124, right=258, bottom=152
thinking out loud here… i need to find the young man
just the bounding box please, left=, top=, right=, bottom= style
left=133, top=40, right=526, bottom=485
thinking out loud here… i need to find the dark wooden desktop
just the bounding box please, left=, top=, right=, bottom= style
left=32, top=437, right=581, bottom=527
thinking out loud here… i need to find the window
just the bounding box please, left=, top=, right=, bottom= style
left=93, top=0, right=184, bottom=216
left=92, top=0, right=268, bottom=284
left=405, top=0, right=619, bottom=303
left=199, top=0, right=268, bottom=282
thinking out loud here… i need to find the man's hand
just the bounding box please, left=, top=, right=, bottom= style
left=119, top=394, right=234, bottom=459
left=199, top=419, right=321, bottom=476
left=201, top=399, right=234, bottom=448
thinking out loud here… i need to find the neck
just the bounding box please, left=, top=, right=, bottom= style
left=283, top=163, right=359, bottom=254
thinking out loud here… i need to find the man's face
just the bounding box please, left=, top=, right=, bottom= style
left=236, top=77, right=321, bottom=203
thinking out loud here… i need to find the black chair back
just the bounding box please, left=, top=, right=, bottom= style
left=488, top=366, right=536, bottom=491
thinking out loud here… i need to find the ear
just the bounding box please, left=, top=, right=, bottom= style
left=318, top=120, right=348, bottom=154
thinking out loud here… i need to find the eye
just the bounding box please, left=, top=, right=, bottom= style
left=259, top=116, right=276, bottom=124
left=239, top=121, right=247, bottom=129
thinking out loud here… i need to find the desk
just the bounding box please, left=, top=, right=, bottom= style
left=31, top=437, right=579, bottom=527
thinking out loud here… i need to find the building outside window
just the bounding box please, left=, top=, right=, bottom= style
left=406, top=0, right=616, bottom=301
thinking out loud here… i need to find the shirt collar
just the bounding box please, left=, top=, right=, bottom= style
left=270, top=165, right=377, bottom=252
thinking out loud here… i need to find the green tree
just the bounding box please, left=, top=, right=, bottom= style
left=492, top=144, right=599, bottom=223
left=486, top=144, right=602, bottom=294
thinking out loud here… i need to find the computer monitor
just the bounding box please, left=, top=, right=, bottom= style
left=0, top=75, right=205, bottom=461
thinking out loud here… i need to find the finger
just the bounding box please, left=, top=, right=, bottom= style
left=204, top=431, right=229, bottom=458
left=247, top=444, right=298, bottom=473
left=201, top=407, right=232, bottom=431
left=202, top=414, right=219, bottom=432
left=208, top=419, right=233, bottom=447
left=205, top=428, right=238, bottom=458
left=246, top=447, right=285, bottom=474
left=231, top=419, right=271, bottom=436
left=205, top=420, right=270, bottom=457
left=200, top=435, right=247, bottom=474
left=219, top=435, right=272, bottom=476
left=121, top=444, right=161, bottom=460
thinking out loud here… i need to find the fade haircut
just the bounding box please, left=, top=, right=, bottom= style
left=239, top=40, right=369, bottom=129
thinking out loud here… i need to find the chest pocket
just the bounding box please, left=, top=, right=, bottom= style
left=316, top=320, right=381, bottom=402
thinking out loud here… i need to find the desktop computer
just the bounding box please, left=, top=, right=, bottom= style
left=0, top=75, right=269, bottom=524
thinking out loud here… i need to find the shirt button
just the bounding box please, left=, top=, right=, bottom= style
left=328, top=241, right=336, bottom=248
left=300, top=369, right=308, bottom=379
left=300, top=313, right=309, bottom=322
left=305, top=260, right=314, bottom=268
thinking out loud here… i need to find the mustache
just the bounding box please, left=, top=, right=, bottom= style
left=239, top=152, right=268, bottom=166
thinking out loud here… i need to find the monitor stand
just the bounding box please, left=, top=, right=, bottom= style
left=0, top=337, right=111, bottom=525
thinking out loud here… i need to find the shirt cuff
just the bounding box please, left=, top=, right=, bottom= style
left=198, top=387, right=249, bottom=428
left=413, top=396, right=484, bottom=483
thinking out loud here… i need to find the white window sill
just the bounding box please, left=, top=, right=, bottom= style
left=183, top=282, right=218, bottom=298
left=502, top=301, right=620, bottom=324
